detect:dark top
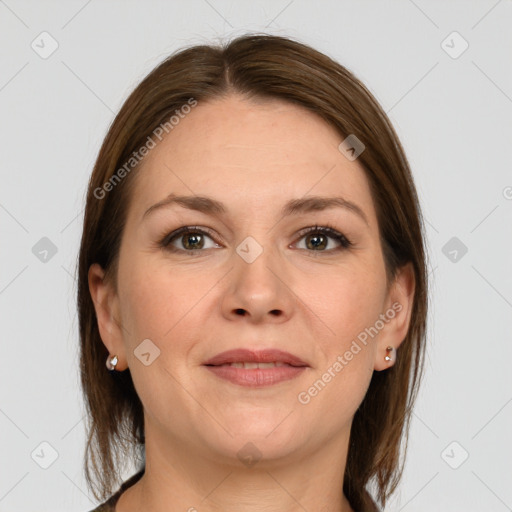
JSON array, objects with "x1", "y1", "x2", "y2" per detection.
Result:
[
  {"x1": 88, "y1": 469, "x2": 144, "y2": 512},
  {"x1": 88, "y1": 469, "x2": 381, "y2": 511}
]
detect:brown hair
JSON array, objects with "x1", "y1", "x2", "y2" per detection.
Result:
[{"x1": 77, "y1": 33, "x2": 428, "y2": 510}]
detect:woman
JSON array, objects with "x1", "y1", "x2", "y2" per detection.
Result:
[{"x1": 78, "y1": 34, "x2": 428, "y2": 512}]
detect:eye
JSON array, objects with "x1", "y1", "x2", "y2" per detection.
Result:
[
  {"x1": 159, "y1": 224, "x2": 352, "y2": 254},
  {"x1": 294, "y1": 225, "x2": 352, "y2": 252},
  {"x1": 160, "y1": 226, "x2": 220, "y2": 253}
]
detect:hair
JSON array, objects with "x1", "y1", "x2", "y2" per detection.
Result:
[{"x1": 77, "y1": 33, "x2": 428, "y2": 510}]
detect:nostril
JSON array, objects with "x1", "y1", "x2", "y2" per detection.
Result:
[{"x1": 232, "y1": 308, "x2": 282, "y2": 316}]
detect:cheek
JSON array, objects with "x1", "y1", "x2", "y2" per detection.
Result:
[
  {"x1": 117, "y1": 260, "x2": 179, "y2": 345},
  {"x1": 299, "y1": 264, "x2": 387, "y2": 347},
  {"x1": 117, "y1": 257, "x2": 217, "y2": 353},
  {"x1": 116, "y1": 262, "x2": 201, "y2": 410},
  {"x1": 295, "y1": 268, "x2": 383, "y2": 429}
]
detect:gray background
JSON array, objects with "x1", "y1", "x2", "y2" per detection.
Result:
[{"x1": 1, "y1": 1, "x2": 511, "y2": 510}]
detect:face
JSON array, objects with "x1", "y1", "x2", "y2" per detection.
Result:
[{"x1": 90, "y1": 94, "x2": 413, "y2": 465}]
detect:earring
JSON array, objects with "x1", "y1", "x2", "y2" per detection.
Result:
[
  {"x1": 384, "y1": 346, "x2": 395, "y2": 363},
  {"x1": 106, "y1": 354, "x2": 119, "y2": 371}
]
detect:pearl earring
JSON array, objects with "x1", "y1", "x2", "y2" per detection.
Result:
[
  {"x1": 106, "y1": 354, "x2": 119, "y2": 371},
  {"x1": 385, "y1": 346, "x2": 395, "y2": 363}
]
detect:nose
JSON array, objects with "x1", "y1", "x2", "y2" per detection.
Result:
[{"x1": 221, "y1": 245, "x2": 294, "y2": 324}]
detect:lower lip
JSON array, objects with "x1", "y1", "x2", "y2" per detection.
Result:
[{"x1": 203, "y1": 365, "x2": 307, "y2": 387}]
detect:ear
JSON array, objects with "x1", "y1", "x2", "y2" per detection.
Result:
[
  {"x1": 88, "y1": 263, "x2": 128, "y2": 371},
  {"x1": 374, "y1": 262, "x2": 415, "y2": 371}
]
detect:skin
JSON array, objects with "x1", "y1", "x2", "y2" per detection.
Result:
[{"x1": 89, "y1": 94, "x2": 415, "y2": 512}]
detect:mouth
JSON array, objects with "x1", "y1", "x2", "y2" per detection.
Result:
[
  {"x1": 202, "y1": 348, "x2": 309, "y2": 387},
  {"x1": 210, "y1": 361, "x2": 295, "y2": 368}
]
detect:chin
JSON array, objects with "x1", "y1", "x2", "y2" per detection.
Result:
[
  {"x1": 224, "y1": 406, "x2": 295, "y2": 436},
  {"x1": 217, "y1": 419, "x2": 306, "y2": 462},
  {"x1": 211, "y1": 437, "x2": 304, "y2": 469}
]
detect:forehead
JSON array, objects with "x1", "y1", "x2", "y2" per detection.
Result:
[
  {"x1": 148, "y1": 95, "x2": 343, "y2": 170},
  {"x1": 127, "y1": 95, "x2": 375, "y2": 222}
]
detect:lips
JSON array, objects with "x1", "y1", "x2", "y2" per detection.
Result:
[
  {"x1": 202, "y1": 348, "x2": 309, "y2": 387},
  {"x1": 202, "y1": 348, "x2": 309, "y2": 367}
]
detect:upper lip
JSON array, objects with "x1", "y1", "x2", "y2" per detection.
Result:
[{"x1": 203, "y1": 349, "x2": 309, "y2": 367}]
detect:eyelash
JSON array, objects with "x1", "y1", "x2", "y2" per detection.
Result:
[{"x1": 158, "y1": 224, "x2": 353, "y2": 254}]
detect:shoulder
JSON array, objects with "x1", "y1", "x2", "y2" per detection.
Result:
[
  {"x1": 87, "y1": 496, "x2": 117, "y2": 512},
  {"x1": 87, "y1": 504, "x2": 112, "y2": 512}
]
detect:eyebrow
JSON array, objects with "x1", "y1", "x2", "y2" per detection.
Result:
[{"x1": 142, "y1": 193, "x2": 368, "y2": 225}]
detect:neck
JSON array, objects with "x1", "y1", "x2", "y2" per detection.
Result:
[{"x1": 117, "y1": 423, "x2": 355, "y2": 512}]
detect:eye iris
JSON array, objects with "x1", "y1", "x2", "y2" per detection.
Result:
[
  {"x1": 183, "y1": 232, "x2": 204, "y2": 250},
  {"x1": 306, "y1": 233, "x2": 327, "y2": 250}
]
